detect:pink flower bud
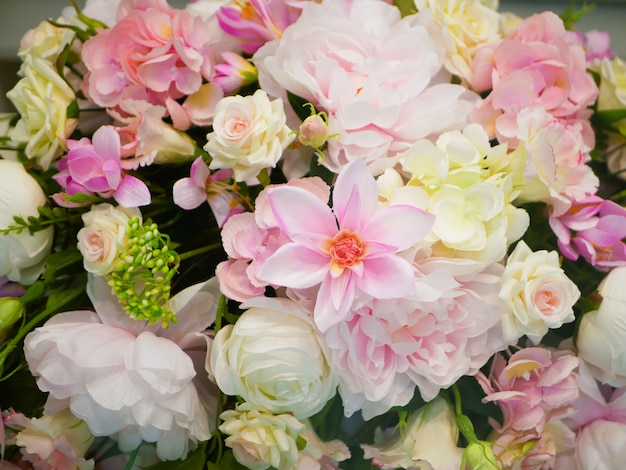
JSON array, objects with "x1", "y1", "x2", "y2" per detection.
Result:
[{"x1": 298, "y1": 115, "x2": 328, "y2": 149}]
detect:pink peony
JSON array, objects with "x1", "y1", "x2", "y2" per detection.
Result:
[
  {"x1": 477, "y1": 347, "x2": 579, "y2": 437},
  {"x1": 471, "y1": 12, "x2": 598, "y2": 148},
  {"x1": 81, "y1": 0, "x2": 218, "y2": 129},
  {"x1": 567, "y1": 29, "x2": 615, "y2": 62},
  {"x1": 549, "y1": 195, "x2": 626, "y2": 269},
  {"x1": 257, "y1": 158, "x2": 434, "y2": 333},
  {"x1": 53, "y1": 125, "x2": 150, "y2": 208},
  {"x1": 24, "y1": 276, "x2": 221, "y2": 462},
  {"x1": 254, "y1": 0, "x2": 478, "y2": 175},
  {"x1": 324, "y1": 257, "x2": 509, "y2": 419}
]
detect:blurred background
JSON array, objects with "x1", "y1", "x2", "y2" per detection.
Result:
[{"x1": 0, "y1": 0, "x2": 625, "y2": 112}]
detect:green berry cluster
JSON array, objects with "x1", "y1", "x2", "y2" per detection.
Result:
[{"x1": 108, "y1": 217, "x2": 179, "y2": 327}]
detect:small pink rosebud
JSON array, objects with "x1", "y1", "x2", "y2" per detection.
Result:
[{"x1": 298, "y1": 115, "x2": 328, "y2": 149}]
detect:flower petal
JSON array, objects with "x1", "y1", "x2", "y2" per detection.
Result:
[
  {"x1": 257, "y1": 243, "x2": 329, "y2": 288},
  {"x1": 114, "y1": 175, "x2": 151, "y2": 207},
  {"x1": 333, "y1": 159, "x2": 377, "y2": 230},
  {"x1": 362, "y1": 204, "x2": 434, "y2": 251}
]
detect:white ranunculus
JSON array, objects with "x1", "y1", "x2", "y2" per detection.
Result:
[
  {"x1": 204, "y1": 89, "x2": 294, "y2": 182},
  {"x1": 361, "y1": 397, "x2": 463, "y2": 469},
  {"x1": 0, "y1": 160, "x2": 53, "y2": 285},
  {"x1": 576, "y1": 266, "x2": 626, "y2": 387},
  {"x1": 500, "y1": 240, "x2": 579, "y2": 344},
  {"x1": 76, "y1": 203, "x2": 141, "y2": 276},
  {"x1": 6, "y1": 55, "x2": 77, "y2": 170},
  {"x1": 415, "y1": 0, "x2": 502, "y2": 83},
  {"x1": 208, "y1": 297, "x2": 337, "y2": 420},
  {"x1": 18, "y1": 17, "x2": 76, "y2": 63},
  {"x1": 220, "y1": 402, "x2": 305, "y2": 470},
  {"x1": 574, "y1": 419, "x2": 626, "y2": 470}
]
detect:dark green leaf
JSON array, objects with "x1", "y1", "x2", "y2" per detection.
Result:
[
  {"x1": 287, "y1": 91, "x2": 313, "y2": 122},
  {"x1": 67, "y1": 100, "x2": 80, "y2": 119},
  {"x1": 144, "y1": 442, "x2": 207, "y2": 470},
  {"x1": 43, "y1": 249, "x2": 83, "y2": 281},
  {"x1": 592, "y1": 109, "x2": 626, "y2": 128}
]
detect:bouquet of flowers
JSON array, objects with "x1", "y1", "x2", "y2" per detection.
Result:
[{"x1": 1, "y1": 0, "x2": 626, "y2": 468}]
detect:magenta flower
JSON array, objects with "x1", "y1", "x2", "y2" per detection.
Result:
[
  {"x1": 173, "y1": 157, "x2": 243, "y2": 227},
  {"x1": 53, "y1": 126, "x2": 150, "y2": 208},
  {"x1": 549, "y1": 196, "x2": 626, "y2": 269},
  {"x1": 257, "y1": 159, "x2": 434, "y2": 332}
]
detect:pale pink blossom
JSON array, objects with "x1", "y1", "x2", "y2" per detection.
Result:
[
  {"x1": 324, "y1": 256, "x2": 509, "y2": 418},
  {"x1": 471, "y1": 12, "x2": 598, "y2": 148},
  {"x1": 213, "y1": 52, "x2": 258, "y2": 93},
  {"x1": 53, "y1": 126, "x2": 150, "y2": 208},
  {"x1": 477, "y1": 347, "x2": 579, "y2": 437},
  {"x1": 257, "y1": 159, "x2": 434, "y2": 333},
  {"x1": 254, "y1": 0, "x2": 478, "y2": 175},
  {"x1": 217, "y1": 0, "x2": 304, "y2": 54},
  {"x1": 81, "y1": 0, "x2": 218, "y2": 129},
  {"x1": 549, "y1": 196, "x2": 626, "y2": 269},
  {"x1": 173, "y1": 157, "x2": 243, "y2": 227},
  {"x1": 24, "y1": 276, "x2": 221, "y2": 462},
  {"x1": 566, "y1": 30, "x2": 615, "y2": 62}
]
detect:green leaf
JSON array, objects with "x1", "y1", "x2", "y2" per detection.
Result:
[
  {"x1": 215, "y1": 450, "x2": 249, "y2": 470},
  {"x1": 287, "y1": 91, "x2": 313, "y2": 122},
  {"x1": 592, "y1": 109, "x2": 626, "y2": 128},
  {"x1": 43, "y1": 249, "x2": 84, "y2": 281},
  {"x1": 45, "y1": 283, "x2": 86, "y2": 311},
  {"x1": 67, "y1": 100, "x2": 80, "y2": 119},
  {"x1": 559, "y1": 2, "x2": 594, "y2": 30},
  {"x1": 393, "y1": 0, "x2": 417, "y2": 17},
  {"x1": 257, "y1": 168, "x2": 271, "y2": 187}
]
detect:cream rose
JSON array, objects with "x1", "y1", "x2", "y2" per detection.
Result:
[
  {"x1": 6, "y1": 55, "x2": 77, "y2": 170},
  {"x1": 208, "y1": 297, "x2": 337, "y2": 420},
  {"x1": 18, "y1": 17, "x2": 76, "y2": 63},
  {"x1": 499, "y1": 240, "x2": 579, "y2": 344},
  {"x1": 219, "y1": 402, "x2": 305, "y2": 470},
  {"x1": 414, "y1": 0, "x2": 502, "y2": 83},
  {"x1": 576, "y1": 266, "x2": 626, "y2": 387},
  {"x1": 0, "y1": 161, "x2": 54, "y2": 285},
  {"x1": 204, "y1": 89, "x2": 294, "y2": 182},
  {"x1": 77, "y1": 203, "x2": 141, "y2": 275}
]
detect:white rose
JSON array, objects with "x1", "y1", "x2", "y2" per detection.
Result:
[
  {"x1": 0, "y1": 160, "x2": 53, "y2": 285},
  {"x1": 576, "y1": 266, "x2": 626, "y2": 387},
  {"x1": 574, "y1": 420, "x2": 626, "y2": 470},
  {"x1": 208, "y1": 297, "x2": 337, "y2": 419},
  {"x1": 6, "y1": 55, "x2": 77, "y2": 170},
  {"x1": 414, "y1": 0, "x2": 501, "y2": 83},
  {"x1": 361, "y1": 397, "x2": 463, "y2": 469},
  {"x1": 18, "y1": 17, "x2": 76, "y2": 63},
  {"x1": 77, "y1": 203, "x2": 141, "y2": 275},
  {"x1": 500, "y1": 240, "x2": 579, "y2": 344},
  {"x1": 204, "y1": 89, "x2": 295, "y2": 182},
  {"x1": 220, "y1": 402, "x2": 305, "y2": 470}
]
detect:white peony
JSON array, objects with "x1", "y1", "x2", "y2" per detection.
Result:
[
  {"x1": 204, "y1": 89, "x2": 294, "y2": 181},
  {"x1": 500, "y1": 240, "x2": 579, "y2": 344},
  {"x1": 208, "y1": 296, "x2": 337, "y2": 420},
  {"x1": 24, "y1": 276, "x2": 221, "y2": 461},
  {"x1": 0, "y1": 160, "x2": 53, "y2": 285}
]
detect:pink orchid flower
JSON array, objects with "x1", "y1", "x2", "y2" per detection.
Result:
[
  {"x1": 172, "y1": 157, "x2": 243, "y2": 227},
  {"x1": 549, "y1": 196, "x2": 626, "y2": 269},
  {"x1": 257, "y1": 159, "x2": 434, "y2": 332},
  {"x1": 53, "y1": 126, "x2": 150, "y2": 208}
]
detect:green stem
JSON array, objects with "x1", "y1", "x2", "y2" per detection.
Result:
[
  {"x1": 178, "y1": 243, "x2": 222, "y2": 262},
  {"x1": 123, "y1": 446, "x2": 140, "y2": 470}
]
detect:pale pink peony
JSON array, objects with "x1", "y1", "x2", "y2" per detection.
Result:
[
  {"x1": 477, "y1": 347, "x2": 579, "y2": 437},
  {"x1": 81, "y1": 0, "x2": 218, "y2": 129},
  {"x1": 324, "y1": 256, "x2": 509, "y2": 419},
  {"x1": 257, "y1": 158, "x2": 434, "y2": 333},
  {"x1": 471, "y1": 12, "x2": 598, "y2": 148},
  {"x1": 53, "y1": 125, "x2": 151, "y2": 208},
  {"x1": 254, "y1": 0, "x2": 478, "y2": 175},
  {"x1": 23, "y1": 276, "x2": 221, "y2": 462}
]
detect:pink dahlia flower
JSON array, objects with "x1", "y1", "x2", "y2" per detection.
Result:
[
  {"x1": 24, "y1": 276, "x2": 221, "y2": 462},
  {"x1": 257, "y1": 158, "x2": 434, "y2": 333}
]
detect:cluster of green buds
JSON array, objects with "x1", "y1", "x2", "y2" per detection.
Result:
[{"x1": 108, "y1": 217, "x2": 179, "y2": 327}]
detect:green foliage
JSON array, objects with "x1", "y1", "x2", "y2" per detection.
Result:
[
  {"x1": 0, "y1": 205, "x2": 70, "y2": 236},
  {"x1": 394, "y1": 0, "x2": 417, "y2": 17},
  {"x1": 559, "y1": 2, "x2": 594, "y2": 30}
]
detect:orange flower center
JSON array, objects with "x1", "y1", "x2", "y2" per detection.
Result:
[{"x1": 327, "y1": 231, "x2": 364, "y2": 271}]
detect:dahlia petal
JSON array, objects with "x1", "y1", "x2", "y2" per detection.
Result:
[
  {"x1": 173, "y1": 177, "x2": 207, "y2": 210},
  {"x1": 92, "y1": 125, "x2": 121, "y2": 161},
  {"x1": 314, "y1": 276, "x2": 352, "y2": 333},
  {"x1": 333, "y1": 159, "x2": 377, "y2": 229},
  {"x1": 358, "y1": 256, "x2": 415, "y2": 299},
  {"x1": 113, "y1": 175, "x2": 151, "y2": 207},
  {"x1": 258, "y1": 243, "x2": 329, "y2": 288},
  {"x1": 267, "y1": 186, "x2": 337, "y2": 237},
  {"x1": 362, "y1": 204, "x2": 434, "y2": 251}
]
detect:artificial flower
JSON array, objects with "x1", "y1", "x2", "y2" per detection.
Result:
[
  {"x1": 0, "y1": 160, "x2": 54, "y2": 285},
  {"x1": 209, "y1": 296, "x2": 337, "y2": 420},
  {"x1": 24, "y1": 276, "x2": 221, "y2": 461}
]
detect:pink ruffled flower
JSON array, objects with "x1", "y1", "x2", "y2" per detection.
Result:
[
  {"x1": 81, "y1": 0, "x2": 217, "y2": 129},
  {"x1": 549, "y1": 196, "x2": 626, "y2": 269},
  {"x1": 257, "y1": 159, "x2": 434, "y2": 333},
  {"x1": 173, "y1": 157, "x2": 243, "y2": 227},
  {"x1": 324, "y1": 257, "x2": 509, "y2": 419},
  {"x1": 471, "y1": 12, "x2": 598, "y2": 148},
  {"x1": 567, "y1": 30, "x2": 615, "y2": 62},
  {"x1": 254, "y1": 0, "x2": 478, "y2": 175},
  {"x1": 217, "y1": 0, "x2": 304, "y2": 54},
  {"x1": 24, "y1": 276, "x2": 221, "y2": 462},
  {"x1": 477, "y1": 347, "x2": 579, "y2": 437},
  {"x1": 53, "y1": 126, "x2": 150, "y2": 208}
]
